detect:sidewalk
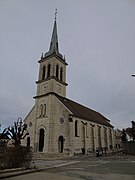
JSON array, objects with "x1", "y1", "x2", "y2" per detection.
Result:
[{"x1": 0, "y1": 160, "x2": 79, "y2": 179}]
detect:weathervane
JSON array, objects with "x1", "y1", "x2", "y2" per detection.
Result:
[{"x1": 54, "y1": 9, "x2": 58, "y2": 20}]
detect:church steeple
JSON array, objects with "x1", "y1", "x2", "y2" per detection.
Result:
[
  {"x1": 45, "y1": 10, "x2": 63, "y2": 59},
  {"x1": 35, "y1": 11, "x2": 68, "y2": 98}
]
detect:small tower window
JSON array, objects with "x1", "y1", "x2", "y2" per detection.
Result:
[
  {"x1": 56, "y1": 65, "x2": 59, "y2": 79},
  {"x1": 47, "y1": 64, "x2": 51, "y2": 78},
  {"x1": 43, "y1": 104, "x2": 46, "y2": 116},
  {"x1": 40, "y1": 104, "x2": 43, "y2": 117},
  {"x1": 60, "y1": 67, "x2": 63, "y2": 81},
  {"x1": 39, "y1": 104, "x2": 46, "y2": 117},
  {"x1": 42, "y1": 66, "x2": 46, "y2": 80},
  {"x1": 56, "y1": 42, "x2": 58, "y2": 50}
]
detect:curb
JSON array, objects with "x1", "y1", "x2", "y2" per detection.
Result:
[
  {"x1": 0, "y1": 169, "x2": 37, "y2": 179},
  {"x1": 0, "y1": 161, "x2": 79, "y2": 179}
]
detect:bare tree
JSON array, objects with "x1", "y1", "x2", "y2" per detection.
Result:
[
  {"x1": 131, "y1": 121, "x2": 135, "y2": 141},
  {"x1": 121, "y1": 129, "x2": 127, "y2": 142},
  {"x1": 1, "y1": 117, "x2": 29, "y2": 146}
]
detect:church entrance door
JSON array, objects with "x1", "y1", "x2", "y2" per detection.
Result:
[
  {"x1": 39, "y1": 128, "x2": 45, "y2": 152},
  {"x1": 59, "y1": 136, "x2": 64, "y2": 153},
  {"x1": 27, "y1": 137, "x2": 30, "y2": 147}
]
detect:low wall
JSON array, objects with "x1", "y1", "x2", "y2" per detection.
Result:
[
  {"x1": 0, "y1": 146, "x2": 32, "y2": 170},
  {"x1": 122, "y1": 141, "x2": 135, "y2": 155}
]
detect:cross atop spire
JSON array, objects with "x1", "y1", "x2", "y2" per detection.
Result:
[
  {"x1": 54, "y1": 9, "x2": 58, "y2": 20},
  {"x1": 45, "y1": 9, "x2": 63, "y2": 59}
]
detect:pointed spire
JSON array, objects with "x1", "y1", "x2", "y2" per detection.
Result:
[
  {"x1": 45, "y1": 9, "x2": 63, "y2": 59},
  {"x1": 49, "y1": 19, "x2": 59, "y2": 53}
]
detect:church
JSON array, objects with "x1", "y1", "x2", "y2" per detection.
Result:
[{"x1": 23, "y1": 17, "x2": 115, "y2": 155}]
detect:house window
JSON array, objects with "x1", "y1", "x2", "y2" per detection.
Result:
[
  {"x1": 56, "y1": 65, "x2": 59, "y2": 79},
  {"x1": 47, "y1": 64, "x2": 51, "y2": 78},
  {"x1": 60, "y1": 67, "x2": 63, "y2": 81},
  {"x1": 42, "y1": 66, "x2": 46, "y2": 80}
]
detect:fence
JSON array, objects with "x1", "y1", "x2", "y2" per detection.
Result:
[{"x1": 122, "y1": 141, "x2": 135, "y2": 155}]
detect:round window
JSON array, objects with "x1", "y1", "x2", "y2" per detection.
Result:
[{"x1": 60, "y1": 117, "x2": 64, "y2": 124}]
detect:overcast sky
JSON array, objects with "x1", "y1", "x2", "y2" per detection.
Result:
[{"x1": 0, "y1": 0, "x2": 135, "y2": 130}]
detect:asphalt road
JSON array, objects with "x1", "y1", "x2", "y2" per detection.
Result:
[
  {"x1": 45, "y1": 155, "x2": 135, "y2": 179},
  {"x1": 3, "y1": 155, "x2": 135, "y2": 180}
]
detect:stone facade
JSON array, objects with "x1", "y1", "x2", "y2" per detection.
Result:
[{"x1": 23, "y1": 19, "x2": 115, "y2": 155}]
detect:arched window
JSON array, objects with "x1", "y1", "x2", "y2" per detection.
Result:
[
  {"x1": 86, "y1": 123, "x2": 89, "y2": 138},
  {"x1": 47, "y1": 64, "x2": 51, "y2": 78},
  {"x1": 60, "y1": 67, "x2": 63, "y2": 81},
  {"x1": 56, "y1": 65, "x2": 59, "y2": 79},
  {"x1": 109, "y1": 129, "x2": 113, "y2": 148},
  {"x1": 42, "y1": 66, "x2": 46, "y2": 80},
  {"x1": 97, "y1": 125, "x2": 102, "y2": 148},
  {"x1": 103, "y1": 127, "x2": 107, "y2": 147},
  {"x1": 90, "y1": 124, "x2": 95, "y2": 151},
  {"x1": 75, "y1": 120, "x2": 78, "y2": 137}
]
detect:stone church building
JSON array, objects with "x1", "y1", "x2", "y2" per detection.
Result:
[{"x1": 24, "y1": 18, "x2": 115, "y2": 155}]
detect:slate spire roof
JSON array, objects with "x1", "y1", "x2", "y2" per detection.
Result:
[
  {"x1": 45, "y1": 18, "x2": 63, "y2": 59},
  {"x1": 57, "y1": 95, "x2": 114, "y2": 128}
]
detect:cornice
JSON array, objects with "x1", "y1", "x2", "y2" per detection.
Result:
[
  {"x1": 38, "y1": 53, "x2": 68, "y2": 66},
  {"x1": 36, "y1": 76, "x2": 68, "y2": 86}
]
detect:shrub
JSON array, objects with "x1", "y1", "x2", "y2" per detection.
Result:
[{"x1": 0, "y1": 146, "x2": 32, "y2": 170}]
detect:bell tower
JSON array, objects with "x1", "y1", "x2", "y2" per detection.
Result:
[{"x1": 35, "y1": 14, "x2": 68, "y2": 98}]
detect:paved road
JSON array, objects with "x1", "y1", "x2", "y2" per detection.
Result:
[
  {"x1": 3, "y1": 155, "x2": 135, "y2": 180},
  {"x1": 45, "y1": 155, "x2": 135, "y2": 180}
]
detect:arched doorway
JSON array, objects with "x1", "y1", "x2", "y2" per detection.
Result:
[
  {"x1": 59, "y1": 136, "x2": 64, "y2": 153},
  {"x1": 39, "y1": 128, "x2": 45, "y2": 152},
  {"x1": 27, "y1": 137, "x2": 30, "y2": 147}
]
